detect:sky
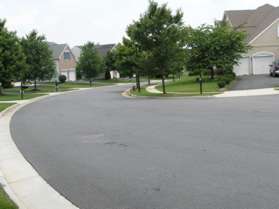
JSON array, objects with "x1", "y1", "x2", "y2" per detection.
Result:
[{"x1": 0, "y1": 0, "x2": 278, "y2": 47}]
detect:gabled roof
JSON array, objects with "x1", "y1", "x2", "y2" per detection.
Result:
[
  {"x1": 224, "y1": 4, "x2": 279, "y2": 43},
  {"x1": 47, "y1": 42, "x2": 67, "y2": 59},
  {"x1": 96, "y1": 44, "x2": 115, "y2": 57},
  {"x1": 72, "y1": 44, "x2": 115, "y2": 60}
]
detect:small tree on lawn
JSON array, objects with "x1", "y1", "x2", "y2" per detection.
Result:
[
  {"x1": 0, "y1": 19, "x2": 26, "y2": 95},
  {"x1": 209, "y1": 21, "x2": 249, "y2": 77},
  {"x1": 21, "y1": 30, "x2": 55, "y2": 90},
  {"x1": 104, "y1": 51, "x2": 117, "y2": 80},
  {"x1": 186, "y1": 22, "x2": 248, "y2": 80},
  {"x1": 114, "y1": 39, "x2": 146, "y2": 92},
  {"x1": 77, "y1": 42, "x2": 102, "y2": 86},
  {"x1": 127, "y1": 1, "x2": 188, "y2": 94}
]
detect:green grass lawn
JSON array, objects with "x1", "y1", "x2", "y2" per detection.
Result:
[
  {"x1": 157, "y1": 76, "x2": 220, "y2": 94},
  {"x1": 96, "y1": 78, "x2": 140, "y2": 84},
  {"x1": 0, "y1": 93, "x2": 46, "y2": 101},
  {"x1": 0, "y1": 103, "x2": 16, "y2": 112},
  {"x1": 0, "y1": 187, "x2": 18, "y2": 209},
  {"x1": 131, "y1": 88, "x2": 216, "y2": 97},
  {"x1": 0, "y1": 81, "x2": 113, "y2": 101}
]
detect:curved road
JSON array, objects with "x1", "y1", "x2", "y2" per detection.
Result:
[{"x1": 11, "y1": 85, "x2": 279, "y2": 209}]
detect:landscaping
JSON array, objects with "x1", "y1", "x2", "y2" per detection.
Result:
[
  {"x1": 0, "y1": 103, "x2": 15, "y2": 112},
  {"x1": 129, "y1": 75, "x2": 225, "y2": 97},
  {"x1": 0, "y1": 187, "x2": 18, "y2": 209},
  {"x1": 0, "y1": 81, "x2": 115, "y2": 101},
  {"x1": 157, "y1": 75, "x2": 219, "y2": 94}
]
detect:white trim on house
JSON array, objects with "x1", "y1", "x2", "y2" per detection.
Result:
[{"x1": 249, "y1": 18, "x2": 279, "y2": 44}]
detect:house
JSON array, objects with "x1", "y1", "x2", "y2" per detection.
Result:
[
  {"x1": 47, "y1": 42, "x2": 77, "y2": 81},
  {"x1": 72, "y1": 44, "x2": 120, "y2": 79},
  {"x1": 224, "y1": 4, "x2": 279, "y2": 76}
]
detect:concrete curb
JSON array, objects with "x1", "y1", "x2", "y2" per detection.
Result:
[
  {"x1": 125, "y1": 85, "x2": 279, "y2": 99},
  {"x1": 0, "y1": 84, "x2": 130, "y2": 209},
  {"x1": 214, "y1": 88, "x2": 279, "y2": 98},
  {"x1": 0, "y1": 92, "x2": 81, "y2": 209}
]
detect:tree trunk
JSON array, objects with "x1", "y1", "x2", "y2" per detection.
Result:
[
  {"x1": 34, "y1": 80, "x2": 37, "y2": 91},
  {"x1": 89, "y1": 79, "x2": 93, "y2": 87},
  {"x1": 20, "y1": 81, "x2": 24, "y2": 100},
  {"x1": 210, "y1": 68, "x2": 215, "y2": 80},
  {"x1": 0, "y1": 85, "x2": 3, "y2": 95},
  {"x1": 136, "y1": 71, "x2": 141, "y2": 92},
  {"x1": 162, "y1": 75, "x2": 166, "y2": 94},
  {"x1": 172, "y1": 74, "x2": 176, "y2": 82},
  {"x1": 147, "y1": 74, "x2": 151, "y2": 86}
]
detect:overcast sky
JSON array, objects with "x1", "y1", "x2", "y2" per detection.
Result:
[{"x1": 0, "y1": 0, "x2": 278, "y2": 47}]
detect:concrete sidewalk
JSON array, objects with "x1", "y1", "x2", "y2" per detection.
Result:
[
  {"x1": 145, "y1": 84, "x2": 279, "y2": 98},
  {"x1": 215, "y1": 88, "x2": 279, "y2": 98}
]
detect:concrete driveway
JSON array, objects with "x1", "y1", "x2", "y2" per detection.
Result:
[
  {"x1": 10, "y1": 85, "x2": 279, "y2": 209},
  {"x1": 231, "y1": 75, "x2": 279, "y2": 90}
]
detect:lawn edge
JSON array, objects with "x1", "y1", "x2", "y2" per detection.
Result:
[{"x1": 0, "y1": 91, "x2": 87, "y2": 209}]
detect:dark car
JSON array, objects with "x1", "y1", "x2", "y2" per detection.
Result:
[{"x1": 270, "y1": 60, "x2": 279, "y2": 77}]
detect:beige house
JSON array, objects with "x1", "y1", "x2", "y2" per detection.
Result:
[
  {"x1": 72, "y1": 44, "x2": 120, "y2": 79},
  {"x1": 224, "y1": 4, "x2": 279, "y2": 76},
  {"x1": 48, "y1": 42, "x2": 77, "y2": 81}
]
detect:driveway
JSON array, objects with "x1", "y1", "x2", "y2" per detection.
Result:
[
  {"x1": 10, "y1": 85, "x2": 279, "y2": 209},
  {"x1": 231, "y1": 75, "x2": 279, "y2": 90}
]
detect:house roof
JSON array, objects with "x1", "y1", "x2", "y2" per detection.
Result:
[
  {"x1": 47, "y1": 42, "x2": 67, "y2": 59},
  {"x1": 72, "y1": 44, "x2": 115, "y2": 60},
  {"x1": 96, "y1": 44, "x2": 115, "y2": 57},
  {"x1": 224, "y1": 4, "x2": 279, "y2": 43}
]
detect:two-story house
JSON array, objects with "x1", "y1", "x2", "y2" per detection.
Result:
[
  {"x1": 47, "y1": 42, "x2": 77, "y2": 81},
  {"x1": 72, "y1": 44, "x2": 120, "y2": 79},
  {"x1": 224, "y1": 4, "x2": 279, "y2": 76}
]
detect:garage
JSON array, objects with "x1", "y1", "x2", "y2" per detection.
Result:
[
  {"x1": 253, "y1": 54, "x2": 274, "y2": 75},
  {"x1": 61, "y1": 70, "x2": 76, "y2": 81},
  {"x1": 234, "y1": 57, "x2": 250, "y2": 76},
  {"x1": 68, "y1": 71, "x2": 76, "y2": 81}
]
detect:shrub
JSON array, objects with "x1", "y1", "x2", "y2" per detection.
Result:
[
  {"x1": 188, "y1": 69, "x2": 201, "y2": 76},
  {"x1": 217, "y1": 79, "x2": 226, "y2": 88},
  {"x1": 215, "y1": 68, "x2": 225, "y2": 76},
  {"x1": 59, "y1": 75, "x2": 67, "y2": 83}
]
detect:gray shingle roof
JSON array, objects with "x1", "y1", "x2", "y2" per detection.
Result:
[
  {"x1": 72, "y1": 44, "x2": 115, "y2": 60},
  {"x1": 96, "y1": 44, "x2": 115, "y2": 57},
  {"x1": 224, "y1": 4, "x2": 279, "y2": 42},
  {"x1": 47, "y1": 42, "x2": 67, "y2": 59}
]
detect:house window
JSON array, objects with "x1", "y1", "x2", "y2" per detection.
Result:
[
  {"x1": 64, "y1": 52, "x2": 71, "y2": 60},
  {"x1": 277, "y1": 24, "x2": 279, "y2": 38}
]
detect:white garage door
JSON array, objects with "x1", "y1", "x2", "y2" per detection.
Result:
[
  {"x1": 253, "y1": 55, "x2": 274, "y2": 75},
  {"x1": 68, "y1": 71, "x2": 76, "y2": 81},
  {"x1": 234, "y1": 58, "x2": 250, "y2": 76}
]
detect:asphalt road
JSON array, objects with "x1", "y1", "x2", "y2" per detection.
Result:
[
  {"x1": 231, "y1": 75, "x2": 279, "y2": 90},
  {"x1": 11, "y1": 85, "x2": 279, "y2": 209}
]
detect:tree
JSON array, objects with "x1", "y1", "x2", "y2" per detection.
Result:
[
  {"x1": 21, "y1": 30, "x2": 55, "y2": 90},
  {"x1": 104, "y1": 51, "x2": 117, "y2": 80},
  {"x1": 186, "y1": 22, "x2": 249, "y2": 79},
  {"x1": 209, "y1": 21, "x2": 249, "y2": 77},
  {"x1": 127, "y1": 1, "x2": 188, "y2": 94},
  {"x1": 0, "y1": 19, "x2": 26, "y2": 95},
  {"x1": 76, "y1": 42, "x2": 102, "y2": 86},
  {"x1": 114, "y1": 39, "x2": 147, "y2": 92}
]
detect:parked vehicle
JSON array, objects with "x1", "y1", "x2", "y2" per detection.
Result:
[{"x1": 270, "y1": 61, "x2": 279, "y2": 77}]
